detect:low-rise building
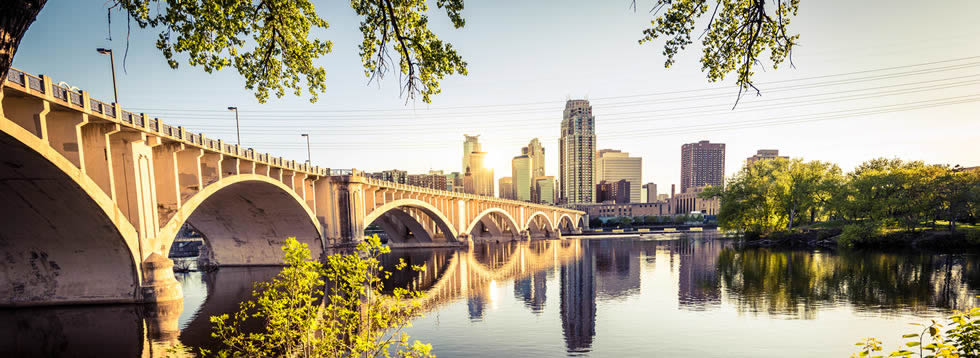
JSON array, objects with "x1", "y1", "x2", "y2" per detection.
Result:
[{"x1": 596, "y1": 179, "x2": 631, "y2": 204}]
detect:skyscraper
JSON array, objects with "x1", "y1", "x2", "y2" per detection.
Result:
[
  {"x1": 462, "y1": 134, "x2": 481, "y2": 172},
  {"x1": 512, "y1": 155, "x2": 533, "y2": 201},
  {"x1": 680, "y1": 140, "x2": 726, "y2": 193},
  {"x1": 523, "y1": 138, "x2": 546, "y2": 178},
  {"x1": 560, "y1": 99, "x2": 596, "y2": 204},
  {"x1": 595, "y1": 149, "x2": 642, "y2": 203},
  {"x1": 462, "y1": 135, "x2": 494, "y2": 196}
]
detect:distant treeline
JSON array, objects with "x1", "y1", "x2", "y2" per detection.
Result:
[{"x1": 700, "y1": 158, "x2": 980, "y2": 243}]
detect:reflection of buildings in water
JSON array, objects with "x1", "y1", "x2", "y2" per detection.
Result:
[
  {"x1": 514, "y1": 271, "x2": 548, "y2": 314},
  {"x1": 405, "y1": 240, "x2": 584, "y2": 313},
  {"x1": 560, "y1": 243, "x2": 597, "y2": 354},
  {"x1": 594, "y1": 239, "x2": 641, "y2": 300},
  {"x1": 676, "y1": 239, "x2": 723, "y2": 310},
  {"x1": 468, "y1": 295, "x2": 487, "y2": 321}
]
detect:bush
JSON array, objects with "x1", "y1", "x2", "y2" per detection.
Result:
[
  {"x1": 837, "y1": 222, "x2": 884, "y2": 248},
  {"x1": 208, "y1": 235, "x2": 432, "y2": 357}
]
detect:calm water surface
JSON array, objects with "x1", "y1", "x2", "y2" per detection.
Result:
[{"x1": 3, "y1": 233, "x2": 980, "y2": 357}]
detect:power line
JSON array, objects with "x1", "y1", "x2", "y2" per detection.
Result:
[{"x1": 126, "y1": 55, "x2": 980, "y2": 116}]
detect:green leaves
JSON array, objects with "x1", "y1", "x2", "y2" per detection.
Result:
[
  {"x1": 111, "y1": 0, "x2": 466, "y2": 104},
  {"x1": 209, "y1": 235, "x2": 432, "y2": 357},
  {"x1": 636, "y1": 0, "x2": 800, "y2": 105},
  {"x1": 351, "y1": 0, "x2": 468, "y2": 103}
]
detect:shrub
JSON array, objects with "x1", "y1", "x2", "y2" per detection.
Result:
[
  {"x1": 208, "y1": 235, "x2": 432, "y2": 357},
  {"x1": 838, "y1": 222, "x2": 883, "y2": 248}
]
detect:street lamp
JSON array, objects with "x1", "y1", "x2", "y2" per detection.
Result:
[
  {"x1": 301, "y1": 134, "x2": 311, "y2": 164},
  {"x1": 96, "y1": 48, "x2": 118, "y2": 105},
  {"x1": 227, "y1": 107, "x2": 240, "y2": 146}
]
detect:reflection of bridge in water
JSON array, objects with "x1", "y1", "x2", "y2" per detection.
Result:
[{"x1": 383, "y1": 240, "x2": 585, "y2": 310}]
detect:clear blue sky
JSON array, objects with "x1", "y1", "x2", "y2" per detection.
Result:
[{"x1": 14, "y1": 0, "x2": 980, "y2": 196}]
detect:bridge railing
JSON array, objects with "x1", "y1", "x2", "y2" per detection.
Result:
[
  {"x1": 4, "y1": 67, "x2": 328, "y2": 178},
  {"x1": 352, "y1": 176, "x2": 583, "y2": 214}
]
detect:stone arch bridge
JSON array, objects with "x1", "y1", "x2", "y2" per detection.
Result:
[{"x1": 0, "y1": 68, "x2": 584, "y2": 306}]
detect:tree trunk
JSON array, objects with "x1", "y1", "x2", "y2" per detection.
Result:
[
  {"x1": 788, "y1": 206, "x2": 796, "y2": 230},
  {"x1": 0, "y1": 0, "x2": 45, "y2": 83}
]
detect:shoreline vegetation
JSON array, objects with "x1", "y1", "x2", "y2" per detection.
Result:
[{"x1": 697, "y1": 157, "x2": 979, "y2": 252}]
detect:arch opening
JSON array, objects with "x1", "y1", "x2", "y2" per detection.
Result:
[
  {"x1": 526, "y1": 213, "x2": 554, "y2": 240},
  {"x1": 364, "y1": 200, "x2": 457, "y2": 247},
  {"x1": 558, "y1": 215, "x2": 576, "y2": 235},
  {"x1": 467, "y1": 209, "x2": 521, "y2": 243},
  {"x1": 168, "y1": 180, "x2": 322, "y2": 266},
  {"x1": 0, "y1": 132, "x2": 140, "y2": 305}
]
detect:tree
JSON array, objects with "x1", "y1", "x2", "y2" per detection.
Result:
[
  {"x1": 635, "y1": 0, "x2": 800, "y2": 105},
  {"x1": 1, "y1": 0, "x2": 467, "y2": 104},
  {"x1": 209, "y1": 235, "x2": 432, "y2": 357}
]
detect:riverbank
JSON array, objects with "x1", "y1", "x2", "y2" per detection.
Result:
[{"x1": 739, "y1": 225, "x2": 980, "y2": 252}]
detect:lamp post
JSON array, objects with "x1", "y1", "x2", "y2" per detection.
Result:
[
  {"x1": 301, "y1": 134, "x2": 311, "y2": 164},
  {"x1": 96, "y1": 48, "x2": 118, "y2": 105},
  {"x1": 227, "y1": 107, "x2": 240, "y2": 146}
]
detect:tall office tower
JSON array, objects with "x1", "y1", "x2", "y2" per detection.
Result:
[
  {"x1": 499, "y1": 177, "x2": 514, "y2": 200},
  {"x1": 523, "y1": 138, "x2": 546, "y2": 178},
  {"x1": 680, "y1": 140, "x2": 726, "y2": 193},
  {"x1": 559, "y1": 99, "x2": 596, "y2": 204},
  {"x1": 512, "y1": 155, "x2": 533, "y2": 201},
  {"x1": 746, "y1": 149, "x2": 788, "y2": 167},
  {"x1": 535, "y1": 176, "x2": 556, "y2": 204},
  {"x1": 642, "y1": 183, "x2": 657, "y2": 203},
  {"x1": 595, "y1": 149, "x2": 642, "y2": 203},
  {"x1": 468, "y1": 151, "x2": 494, "y2": 196},
  {"x1": 462, "y1": 134, "x2": 481, "y2": 173}
]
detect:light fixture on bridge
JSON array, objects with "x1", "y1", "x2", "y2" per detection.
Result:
[
  {"x1": 301, "y1": 133, "x2": 311, "y2": 164},
  {"x1": 95, "y1": 48, "x2": 118, "y2": 105},
  {"x1": 227, "y1": 106, "x2": 240, "y2": 147}
]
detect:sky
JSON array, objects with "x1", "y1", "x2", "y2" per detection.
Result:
[{"x1": 13, "y1": 0, "x2": 980, "y2": 197}]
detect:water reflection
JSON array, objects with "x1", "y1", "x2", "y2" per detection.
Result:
[
  {"x1": 5, "y1": 235, "x2": 980, "y2": 357},
  {"x1": 716, "y1": 248, "x2": 980, "y2": 318}
]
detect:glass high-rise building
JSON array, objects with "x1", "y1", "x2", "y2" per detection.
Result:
[
  {"x1": 512, "y1": 155, "x2": 533, "y2": 201},
  {"x1": 559, "y1": 100, "x2": 596, "y2": 204}
]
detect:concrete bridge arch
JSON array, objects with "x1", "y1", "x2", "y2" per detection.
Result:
[
  {"x1": 465, "y1": 207, "x2": 521, "y2": 242},
  {"x1": 0, "y1": 127, "x2": 142, "y2": 305},
  {"x1": 158, "y1": 174, "x2": 323, "y2": 266},
  {"x1": 363, "y1": 198, "x2": 458, "y2": 245}
]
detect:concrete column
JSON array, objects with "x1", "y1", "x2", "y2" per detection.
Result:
[
  {"x1": 176, "y1": 146, "x2": 203, "y2": 204},
  {"x1": 152, "y1": 142, "x2": 182, "y2": 224},
  {"x1": 44, "y1": 109, "x2": 86, "y2": 169},
  {"x1": 108, "y1": 130, "x2": 159, "y2": 246},
  {"x1": 79, "y1": 122, "x2": 118, "y2": 197}
]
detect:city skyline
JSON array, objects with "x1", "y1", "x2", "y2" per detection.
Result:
[{"x1": 10, "y1": 0, "x2": 979, "y2": 196}]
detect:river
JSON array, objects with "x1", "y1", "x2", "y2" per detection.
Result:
[{"x1": 3, "y1": 232, "x2": 979, "y2": 357}]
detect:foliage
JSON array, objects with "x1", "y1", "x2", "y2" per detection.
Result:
[
  {"x1": 836, "y1": 222, "x2": 883, "y2": 248},
  {"x1": 106, "y1": 0, "x2": 466, "y2": 103},
  {"x1": 209, "y1": 235, "x2": 432, "y2": 357},
  {"x1": 635, "y1": 0, "x2": 800, "y2": 105},
  {"x1": 850, "y1": 307, "x2": 980, "y2": 357},
  {"x1": 710, "y1": 157, "x2": 980, "y2": 244}
]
